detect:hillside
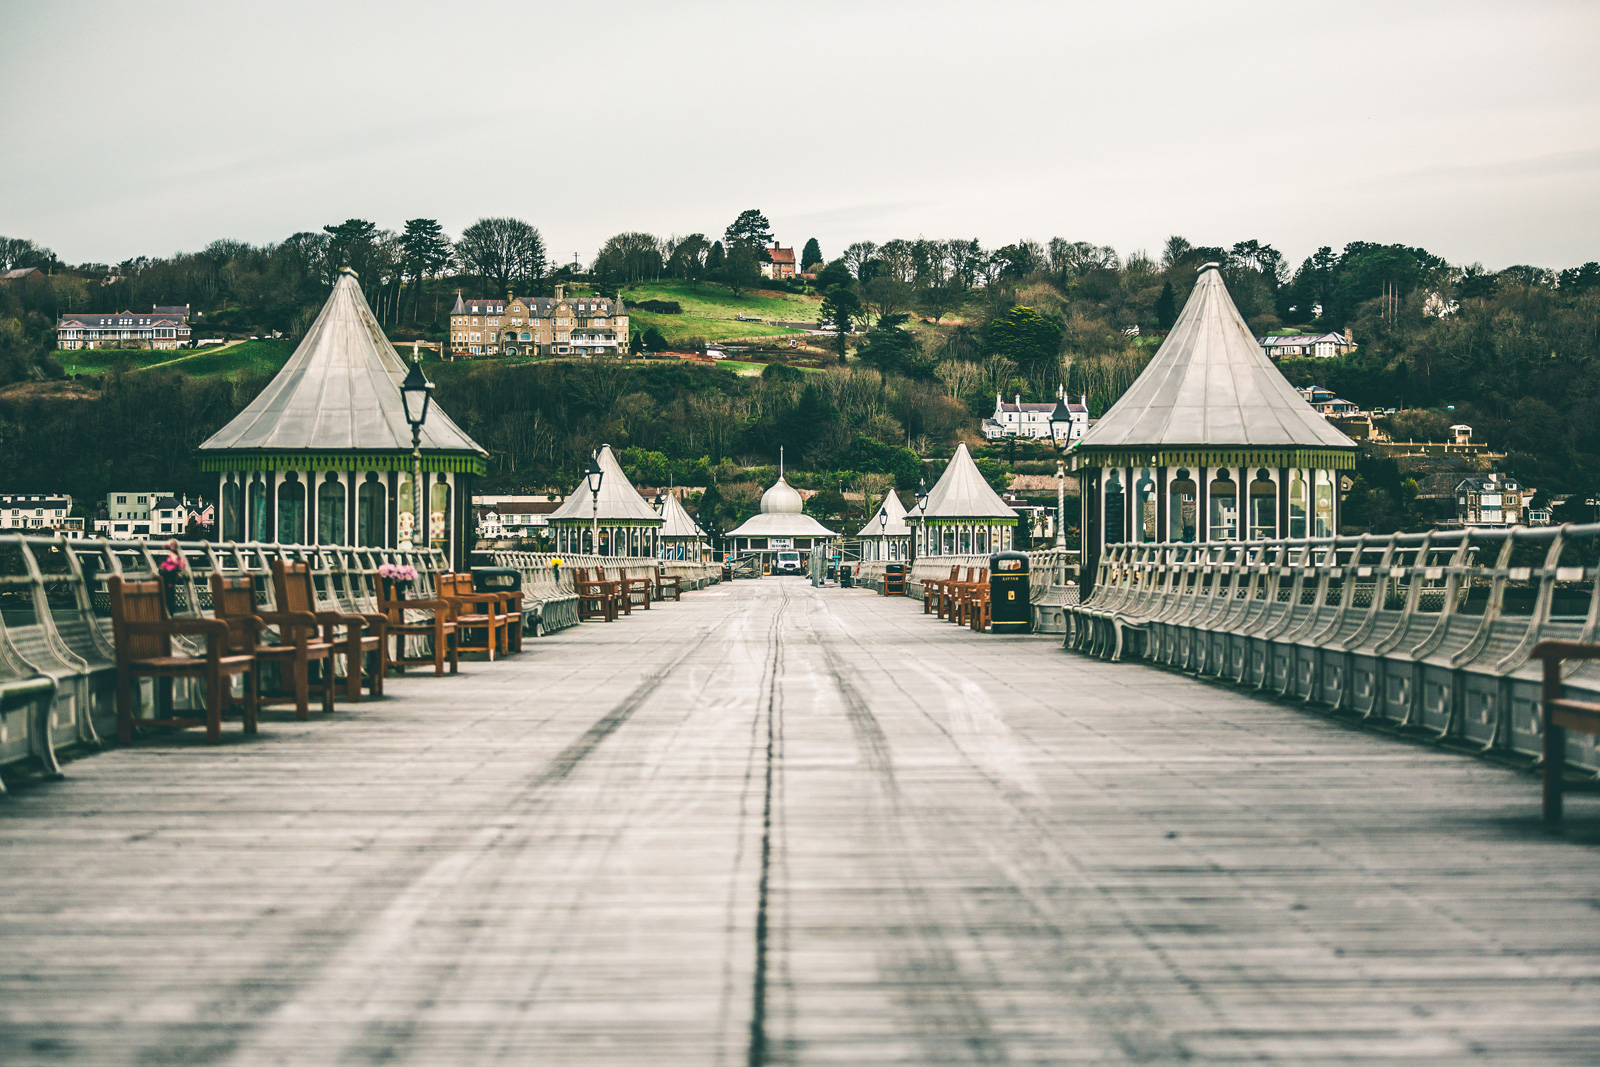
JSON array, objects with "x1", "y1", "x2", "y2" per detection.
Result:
[
  {"x1": 620, "y1": 280, "x2": 822, "y2": 343},
  {"x1": 56, "y1": 339, "x2": 295, "y2": 381}
]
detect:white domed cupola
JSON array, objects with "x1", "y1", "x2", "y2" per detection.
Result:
[{"x1": 760, "y1": 475, "x2": 805, "y2": 515}]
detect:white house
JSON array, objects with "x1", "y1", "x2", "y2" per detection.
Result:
[
  {"x1": 1258, "y1": 330, "x2": 1356, "y2": 359},
  {"x1": 982, "y1": 387, "x2": 1089, "y2": 444},
  {"x1": 0, "y1": 494, "x2": 81, "y2": 537}
]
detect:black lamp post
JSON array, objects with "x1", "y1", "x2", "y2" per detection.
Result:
[
  {"x1": 911, "y1": 476, "x2": 928, "y2": 563},
  {"x1": 584, "y1": 454, "x2": 604, "y2": 555},
  {"x1": 877, "y1": 507, "x2": 888, "y2": 560},
  {"x1": 399, "y1": 353, "x2": 434, "y2": 550}
]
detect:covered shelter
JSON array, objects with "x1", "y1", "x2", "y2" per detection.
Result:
[
  {"x1": 857, "y1": 489, "x2": 910, "y2": 562},
  {"x1": 199, "y1": 268, "x2": 487, "y2": 567},
  {"x1": 725, "y1": 475, "x2": 837, "y2": 565},
  {"x1": 656, "y1": 492, "x2": 708, "y2": 561},
  {"x1": 546, "y1": 444, "x2": 663, "y2": 556},
  {"x1": 906, "y1": 443, "x2": 1018, "y2": 558},
  {"x1": 1067, "y1": 262, "x2": 1358, "y2": 590}
]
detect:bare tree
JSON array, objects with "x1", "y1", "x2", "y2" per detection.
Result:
[
  {"x1": 843, "y1": 241, "x2": 878, "y2": 279},
  {"x1": 456, "y1": 217, "x2": 547, "y2": 297}
]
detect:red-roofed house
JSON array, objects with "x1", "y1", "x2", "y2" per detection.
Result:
[{"x1": 761, "y1": 243, "x2": 796, "y2": 281}]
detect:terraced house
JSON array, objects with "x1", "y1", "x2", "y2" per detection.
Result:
[
  {"x1": 448, "y1": 284, "x2": 627, "y2": 358},
  {"x1": 55, "y1": 304, "x2": 191, "y2": 350}
]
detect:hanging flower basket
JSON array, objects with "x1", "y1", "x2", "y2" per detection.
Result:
[{"x1": 378, "y1": 562, "x2": 418, "y2": 600}]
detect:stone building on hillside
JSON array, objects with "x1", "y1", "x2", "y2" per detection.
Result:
[{"x1": 448, "y1": 284, "x2": 628, "y2": 359}]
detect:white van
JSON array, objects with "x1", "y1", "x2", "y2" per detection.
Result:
[{"x1": 772, "y1": 550, "x2": 803, "y2": 576}]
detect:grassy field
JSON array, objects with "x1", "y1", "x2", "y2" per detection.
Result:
[
  {"x1": 621, "y1": 280, "x2": 823, "y2": 344},
  {"x1": 57, "y1": 340, "x2": 296, "y2": 380}
]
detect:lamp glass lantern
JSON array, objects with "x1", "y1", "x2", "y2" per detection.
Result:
[{"x1": 400, "y1": 355, "x2": 435, "y2": 429}]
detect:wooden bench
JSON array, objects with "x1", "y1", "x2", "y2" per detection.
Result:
[
  {"x1": 110, "y1": 576, "x2": 258, "y2": 744},
  {"x1": 610, "y1": 566, "x2": 652, "y2": 611},
  {"x1": 211, "y1": 573, "x2": 335, "y2": 721},
  {"x1": 273, "y1": 559, "x2": 385, "y2": 702},
  {"x1": 923, "y1": 566, "x2": 959, "y2": 615},
  {"x1": 655, "y1": 566, "x2": 682, "y2": 602},
  {"x1": 950, "y1": 568, "x2": 988, "y2": 626},
  {"x1": 437, "y1": 573, "x2": 511, "y2": 660},
  {"x1": 379, "y1": 576, "x2": 459, "y2": 676},
  {"x1": 1534, "y1": 640, "x2": 1600, "y2": 824},
  {"x1": 574, "y1": 568, "x2": 626, "y2": 622}
]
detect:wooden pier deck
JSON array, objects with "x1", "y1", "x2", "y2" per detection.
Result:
[{"x1": 4, "y1": 579, "x2": 1600, "y2": 1064}]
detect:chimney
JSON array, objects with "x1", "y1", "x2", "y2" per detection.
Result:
[
  {"x1": 1344, "y1": 327, "x2": 1353, "y2": 347},
  {"x1": 1015, "y1": 394, "x2": 1022, "y2": 410},
  {"x1": 554, "y1": 284, "x2": 565, "y2": 302}
]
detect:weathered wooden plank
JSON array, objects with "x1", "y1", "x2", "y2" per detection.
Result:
[{"x1": 1, "y1": 580, "x2": 1599, "y2": 1064}]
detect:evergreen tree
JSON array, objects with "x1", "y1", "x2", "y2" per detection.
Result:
[
  {"x1": 801, "y1": 237, "x2": 823, "y2": 271},
  {"x1": 1154, "y1": 281, "x2": 1176, "y2": 330}
]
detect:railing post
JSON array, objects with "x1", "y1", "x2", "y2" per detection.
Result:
[{"x1": 1543, "y1": 650, "x2": 1564, "y2": 824}]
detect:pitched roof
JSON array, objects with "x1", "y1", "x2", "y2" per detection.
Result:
[
  {"x1": 199, "y1": 270, "x2": 486, "y2": 456},
  {"x1": 724, "y1": 510, "x2": 838, "y2": 539},
  {"x1": 916, "y1": 444, "x2": 1016, "y2": 520},
  {"x1": 2, "y1": 267, "x2": 42, "y2": 280},
  {"x1": 657, "y1": 492, "x2": 706, "y2": 539},
  {"x1": 858, "y1": 489, "x2": 909, "y2": 537},
  {"x1": 1077, "y1": 264, "x2": 1355, "y2": 452},
  {"x1": 546, "y1": 444, "x2": 662, "y2": 524},
  {"x1": 453, "y1": 295, "x2": 620, "y2": 316},
  {"x1": 768, "y1": 244, "x2": 795, "y2": 265},
  {"x1": 57, "y1": 312, "x2": 185, "y2": 328}
]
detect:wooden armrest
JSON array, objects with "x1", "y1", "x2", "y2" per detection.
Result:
[
  {"x1": 386, "y1": 598, "x2": 451, "y2": 611},
  {"x1": 261, "y1": 610, "x2": 320, "y2": 629},
  {"x1": 1534, "y1": 641, "x2": 1600, "y2": 662},
  {"x1": 126, "y1": 618, "x2": 231, "y2": 639}
]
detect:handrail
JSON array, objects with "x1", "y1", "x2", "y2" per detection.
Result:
[{"x1": 1065, "y1": 523, "x2": 1600, "y2": 770}]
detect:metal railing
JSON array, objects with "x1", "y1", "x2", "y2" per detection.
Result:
[
  {"x1": 486, "y1": 552, "x2": 722, "y2": 633},
  {"x1": 1063, "y1": 525, "x2": 1600, "y2": 771}
]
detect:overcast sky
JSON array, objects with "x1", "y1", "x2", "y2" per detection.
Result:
[{"x1": 3, "y1": 0, "x2": 1598, "y2": 272}]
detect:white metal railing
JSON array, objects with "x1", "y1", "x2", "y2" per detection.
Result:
[{"x1": 1064, "y1": 524, "x2": 1600, "y2": 770}]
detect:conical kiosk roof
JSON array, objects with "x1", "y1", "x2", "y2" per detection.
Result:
[
  {"x1": 918, "y1": 444, "x2": 1016, "y2": 520},
  {"x1": 1077, "y1": 264, "x2": 1355, "y2": 454},
  {"x1": 858, "y1": 489, "x2": 910, "y2": 536},
  {"x1": 657, "y1": 492, "x2": 706, "y2": 539},
  {"x1": 200, "y1": 269, "x2": 486, "y2": 467},
  {"x1": 547, "y1": 444, "x2": 663, "y2": 524}
]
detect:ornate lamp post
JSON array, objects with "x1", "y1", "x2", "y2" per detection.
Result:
[
  {"x1": 398, "y1": 353, "x2": 434, "y2": 550},
  {"x1": 877, "y1": 506, "x2": 888, "y2": 561},
  {"x1": 911, "y1": 476, "x2": 928, "y2": 563},
  {"x1": 584, "y1": 454, "x2": 604, "y2": 555}
]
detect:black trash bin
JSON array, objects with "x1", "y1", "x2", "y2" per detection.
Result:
[
  {"x1": 883, "y1": 562, "x2": 907, "y2": 596},
  {"x1": 472, "y1": 567, "x2": 521, "y2": 596},
  {"x1": 989, "y1": 551, "x2": 1031, "y2": 633}
]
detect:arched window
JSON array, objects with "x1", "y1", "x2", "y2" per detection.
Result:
[
  {"x1": 1209, "y1": 473, "x2": 1238, "y2": 540},
  {"x1": 1168, "y1": 472, "x2": 1197, "y2": 542},
  {"x1": 1314, "y1": 471, "x2": 1335, "y2": 537},
  {"x1": 277, "y1": 472, "x2": 306, "y2": 544},
  {"x1": 1288, "y1": 471, "x2": 1308, "y2": 539},
  {"x1": 1135, "y1": 468, "x2": 1157, "y2": 542},
  {"x1": 318, "y1": 474, "x2": 346, "y2": 544},
  {"x1": 1103, "y1": 469, "x2": 1125, "y2": 546},
  {"x1": 357, "y1": 473, "x2": 386, "y2": 547},
  {"x1": 430, "y1": 481, "x2": 450, "y2": 549},
  {"x1": 247, "y1": 477, "x2": 268, "y2": 541},
  {"x1": 1249, "y1": 470, "x2": 1277, "y2": 540},
  {"x1": 222, "y1": 477, "x2": 243, "y2": 541},
  {"x1": 396, "y1": 474, "x2": 415, "y2": 545}
]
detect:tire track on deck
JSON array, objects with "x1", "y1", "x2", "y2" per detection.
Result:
[
  {"x1": 133, "y1": 612, "x2": 727, "y2": 1067},
  {"x1": 811, "y1": 619, "x2": 1010, "y2": 1066}
]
